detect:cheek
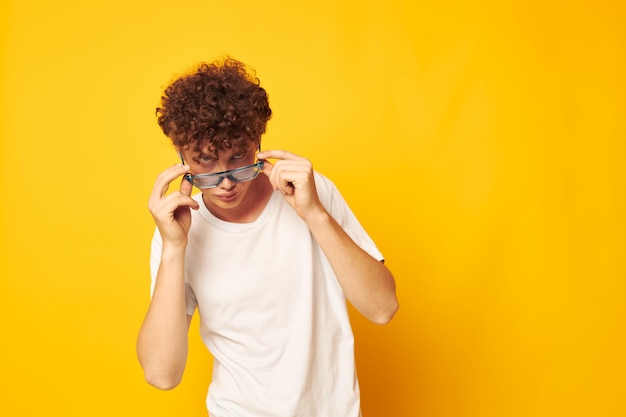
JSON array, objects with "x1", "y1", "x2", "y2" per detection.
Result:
[{"x1": 234, "y1": 179, "x2": 254, "y2": 195}]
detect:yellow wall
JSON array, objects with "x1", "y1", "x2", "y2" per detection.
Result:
[{"x1": 1, "y1": 1, "x2": 624, "y2": 416}]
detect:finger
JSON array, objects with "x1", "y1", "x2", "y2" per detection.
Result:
[
  {"x1": 272, "y1": 161, "x2": 312, "y2": 186},
  {"x1": 259, "y1": 159, "x2": 276, "y2": 188},
  {"x1": 279, "y1": 182, "x2": 295, "y2": 196},
  {"x1": 151, "y1": 191, "x2": 199, "y2": 219},
  {"x1": 168, "y1": 192, "x2": 200, "y2": 213},
  {"x1": 180, "y1": 173, "x2": 194, "y2": 196},
  {"x1": 273, "y1": 169, "x2": 297, "y2": 195},
  {"x1": 272, "y1": 160, "x2": 312, "y2": 175},
  {"x1": 257, "y1": 149, "x2": 307, "y2": 162},
  {"x1": 150, "y1": 164, "x2": 188, "y2": 201},
  {"x1": 171, "y1": 191, "x2": 200, "y2": 211},
  {"x1": 149, "y1": 164, "x2": 190, "y2": 202}
]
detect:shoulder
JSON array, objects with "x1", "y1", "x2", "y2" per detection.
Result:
[
  {"x1": 313, "y1": 171, "x2": 338, "y2": 195},
  {"x1": 313, "y1": 171, "x2": 347, "y2": 214}
]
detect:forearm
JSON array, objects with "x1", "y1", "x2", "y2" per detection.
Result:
[
  {"x1": 305, "y1": 209, "x2": 399, "y2": 324},
  {"x1": 137, "y1": 245, "x2": 190, "y2": 389}
]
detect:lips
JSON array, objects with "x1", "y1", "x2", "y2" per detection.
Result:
[{"x1": 215, "y1": 192, "x2": 237, "y2": 202}]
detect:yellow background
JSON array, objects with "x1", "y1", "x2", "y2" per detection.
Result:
[{"x1": 1, "y1": 1, "x2": 624, "y2": 416}]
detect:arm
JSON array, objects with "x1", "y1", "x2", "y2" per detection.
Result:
[
  {"x1": 137, "y1": 164, "x2": 200, "y2": 389},
  {"x1": 258, "y1": 150, "x2": 399, "y2": 324},
  {"x1": 306, "y1": 209, "x2": 398, "y2": 324}
]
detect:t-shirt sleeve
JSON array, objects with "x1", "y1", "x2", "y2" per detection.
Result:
[
  {"x1": 314, "y1": 172, "x2": 384, "y2": 262},
  {"x1": 149, "y1": 228, "x2": 198, "y2": 316}
]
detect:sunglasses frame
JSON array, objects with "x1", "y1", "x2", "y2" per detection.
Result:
[{"x1": 178, "y1": 152, "x2": 264, "y2": 189}]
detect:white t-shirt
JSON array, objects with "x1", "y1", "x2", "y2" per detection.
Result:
[{"x1": 150, "y1": 172, "x2": 383, "y2": 417}]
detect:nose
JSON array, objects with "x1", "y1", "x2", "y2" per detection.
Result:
[{"x1": 217, "y1": 176, "x2": 236, "y2": 189}]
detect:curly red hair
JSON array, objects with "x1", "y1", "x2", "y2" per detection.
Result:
[{"x1": 156, "y1": 58, "x2": 272, "y2": 157}]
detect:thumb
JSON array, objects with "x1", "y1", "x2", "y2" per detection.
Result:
[
  {"x1": 179, "y1": 173, "x2": 199, "y2": 210},
  {"x1": 180, "y1": 171, "x2": 193, "y2": 196},
  {"x1": 260, "y1": 158, "x2": 274, "y2": 178}
]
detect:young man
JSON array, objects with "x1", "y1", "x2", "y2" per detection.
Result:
[{"x1": 137, "y1": 58, "x2": 398, "y2": 417}]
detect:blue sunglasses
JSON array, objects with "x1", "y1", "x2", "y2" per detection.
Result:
[{"x1": 179, "y1": 153, "x2": 264, "y2": 189}]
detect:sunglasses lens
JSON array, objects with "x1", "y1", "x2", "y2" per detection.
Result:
[
  {"x1": 230, "y1": 165, "x2": 260, "y2": 182},
  {"x1": 192, "y1": 176, "x2": 221, "y2": 188},
  {"x1": 188, "y1": 162, "x2": 262, "y2": 189}
]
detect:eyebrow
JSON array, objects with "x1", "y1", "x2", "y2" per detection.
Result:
[{"x1": 191, "y1": 149, "x2": 250, "y2": 162}]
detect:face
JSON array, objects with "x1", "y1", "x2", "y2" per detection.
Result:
[{"x1": 180, "y1": 142, "x2": 260, "y2": 211}]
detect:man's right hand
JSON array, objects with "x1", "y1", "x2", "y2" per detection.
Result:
[{"x1": 148, "y1": 164, "x2": 200, "y2": 248}]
